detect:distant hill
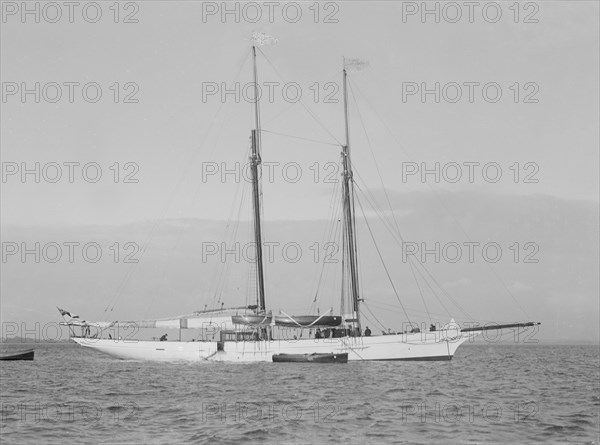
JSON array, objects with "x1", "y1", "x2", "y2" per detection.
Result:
[{"x1": 1, "y1": 190, "x2": 598, "y2": 343}]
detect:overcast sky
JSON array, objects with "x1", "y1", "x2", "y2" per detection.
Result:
[
  {"x1": 2, "y1": 1, "x2": 598, "y2": 224},
  {"x1": 1, "y1": 1, "x2": 598, "y2": 342}
]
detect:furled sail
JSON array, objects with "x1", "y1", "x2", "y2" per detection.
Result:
[
  {"x1": 232, "y1": 309, "x2": 342, "y2": 327},
  {"x1": 57, "y1": 306, "x2": 251, "y2": 330}
]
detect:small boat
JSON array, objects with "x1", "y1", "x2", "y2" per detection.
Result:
[
  {"x1": 231, "y1": 314, "x2": 272, "y2": 325},
  {"x1": 272, "y1": 352, "x2": 348, "y2": 363},
  {"x1": 0, "y1": 348, "x2": 34, "y2": 361},
  {"x1": 233, "y1": 313, "x2": 342, "y2": 327},
  {"x1": 273, "y1": 315, "x2": 342, "y2": 327}
]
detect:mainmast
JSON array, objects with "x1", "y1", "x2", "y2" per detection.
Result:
[
  {"x1": 341, "y1": 66, "x2": 361, "y2": 331},
  {"x1": 250, "y1": 45, "x2": 266, "y2": 313}
]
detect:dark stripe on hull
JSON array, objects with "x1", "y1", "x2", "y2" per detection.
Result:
[{"x1": 370, "y1": 355, "x2": 452, "y2": 361}]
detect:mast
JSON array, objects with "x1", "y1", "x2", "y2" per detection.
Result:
[
  {"x1": 341, "y1": 66, "x2": 361, "y2": 331},
  {"x1": 250, "y1": 46, "x2": 266, "y2": 314}
]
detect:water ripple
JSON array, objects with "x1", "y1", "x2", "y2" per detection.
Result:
[{"x1": 0, "y1": 343, "x2": 598, "y2": 444}]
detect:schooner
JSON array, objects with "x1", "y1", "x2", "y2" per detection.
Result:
[{"x1": 59, "y1": 37, "x2": 539, "y2": 362}]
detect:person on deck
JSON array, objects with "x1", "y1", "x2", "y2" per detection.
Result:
[
  {"x1": 364, "y1": 326, "x2": 371, "y2": 336},
  {"x1": 160, "y1": 334, "x2": 168, "y2": 341},
  {"x1": 315, "y1": 328, "x2": 322, "y2": 339}
]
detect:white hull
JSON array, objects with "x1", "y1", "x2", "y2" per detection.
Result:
[{"x1": 72, "y1": 329, "x2": 476, "y2": 362}]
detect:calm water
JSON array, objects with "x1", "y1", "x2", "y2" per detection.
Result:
[{"x1": 1, "y1": 343, "x2": 598, "y2": 444}]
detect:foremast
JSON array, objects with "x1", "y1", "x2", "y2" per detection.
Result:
[
  {"x1": 250, "y1": 45, "x2": 266, "y2": 314},
  {"x1": 341, "y1": 66, "x2": 361, "y2": 332}
]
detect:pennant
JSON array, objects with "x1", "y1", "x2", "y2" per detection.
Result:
[
  {"x1": 57, "y1": 307, "x2": 80, "y2": 320},
  {"x1": 249, "y1": 31, "x2": 278, "y2": 47},
  {"x1": 57, "y1": 307, "x2": 69, "y2": 317},
  {"x1": 344, "y1": 58, "x2": 369, "y2": 72}
]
